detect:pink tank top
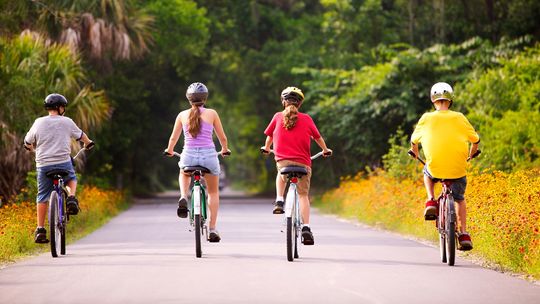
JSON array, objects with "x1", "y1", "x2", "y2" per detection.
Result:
[{"x1": 182, "y1": 107, "x2": 215, "y2": 148}]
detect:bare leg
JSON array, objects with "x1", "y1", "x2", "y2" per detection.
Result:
[
  {"x1": 205, "y1": 174, "x2": 220, "y2": 229},
  {"x1": 276, "y1": 173, "x2": 286, "y2": 198},
  {"x1": 65, "y1": 180, "x2": 77, "y2": 196},
  {"x1": 423, "y1": 175, "x2": 435, "y2": 200},
  {"x1": 299, "y1": 194, "x2": 310, "y2": 225},
  {"x1": 37, "y1": 202, "x2": 47, "y2": 227},
  {"x1": 455, "y1": 199, "x2": 467, "y2": 233},
  {"x1": 179, "y1": 171, "x2": 191, "y2": 198}
]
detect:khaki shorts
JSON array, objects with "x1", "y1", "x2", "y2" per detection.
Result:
[{"x1": 276, "y1": 160, "x2": 311, "y2": 195}]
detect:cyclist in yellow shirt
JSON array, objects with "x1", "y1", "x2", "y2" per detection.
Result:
[{"x1": 410, "y1": 82, "x2": 479, "y2": 251}]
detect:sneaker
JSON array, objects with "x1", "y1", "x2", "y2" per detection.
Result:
[
  {"x1": 34, "y1": 227, "x2": 49, "y2": 244},
  {"x1": 424, "y1": 199, "x2": 438, "y2": 221},
  {"x1": 301, "y1": 226, "x2": 314, "y2": 245},
  {"x1": 66, "y1": 196, "x2": 80, "y2": 215},
  {"x1": 209, "y1": 229, "x2": 221, "y2": 243},
  {"x1": 273, "y1": 201, "x2": 284, "y2": 214},
  {"x1": 458, "y1": 232, "x2": 473, "y2": 251},
  {"x1": 177, "y1": 197, "x2": 188, "y2": 218}
]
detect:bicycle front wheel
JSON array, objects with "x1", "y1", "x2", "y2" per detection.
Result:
[
  {"x1": 48, "y1": 191, "x2": 61, "y2": 258},
  {"x1": 195, "y1": 214, "x2": 202, "y2": 258},
  {"x1": 286, "y1": 216, "x2": 295, "y2": 262}
]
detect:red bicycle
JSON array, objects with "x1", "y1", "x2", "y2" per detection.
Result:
[{"x1": 408, "y1": 149, "x2": 480, "y2": 266}]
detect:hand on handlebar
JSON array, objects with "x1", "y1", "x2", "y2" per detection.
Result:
[
  {"x1": 163, "y1": 149, "x2": 174, "y2": 157},
  {"x1": 85, "y1": 141, "x2": 95, "y2": 150},
  {"x1": 407, "y1": 150, "x2": 417, "y2": 159},
  {"x1": 467, "y1": 149, "x2": 481, "y2": 161},
  {"x1": 221, "y1": 149, "x2": 232, "y2": 157},
  {"x1": 260, "y1": 147, "x2": 271, "y2": 155},
  {"x1": 323, "y1": 149, "x2": 333, "y2": 157}
]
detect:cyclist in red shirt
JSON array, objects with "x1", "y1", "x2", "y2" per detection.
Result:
[{"x1": 261, "y1": 86, "x2": 332, "y2": 245}]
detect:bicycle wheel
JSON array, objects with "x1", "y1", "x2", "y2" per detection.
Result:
[
  {"x1": 286, "y1": 216, "x2": 294, "y2": 262},
  {"x1": 195, "y1": 214, "x2": 202, "y2": 258},
  {"x1": 438, "y1": 200, "x2": 447, "y2": 263},
  {"x1": 48, "y1": 191, "x2": 61, "y2": 258},
  {"x1": 446, "y1": 197, "x2": 456, "y2": 266},
  {"x1": 60, "y1": 192, "x2": 67, "y2": 255},
  {"x1": 293, "y1": 225, "x2": 299, "y2": 259}
]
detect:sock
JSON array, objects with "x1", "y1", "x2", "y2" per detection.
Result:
[
  {"x1": 303, "y1": 224, "x2": 310, "y2": 228},
  {"x1": 37, "y1": 226, "x2": 44, "y2": 229},
  {"x1": 276, "y1": 196, "x2": 284, "y2": 202}
]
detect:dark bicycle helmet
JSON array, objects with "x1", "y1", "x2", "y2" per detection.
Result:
[
  {"x1": 280, "y1": 87, "x2": 304, "y2": 103},
  {"x1": 186, "y1": 82, "x2": 208, "y2": 104},
  {"x1": 44, "y1": 93, "x2": 68, "y2": 109}
]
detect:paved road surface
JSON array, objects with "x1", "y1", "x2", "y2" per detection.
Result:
[{"x1": 1, "y1": 193, "x2": 539, "y2": 304}]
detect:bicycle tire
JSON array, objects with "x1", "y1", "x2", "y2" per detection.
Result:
[
  {"x1": 446, "y1": 197, "x2": 456, "y2": 266},
  {"x1": 195, "y1": 214, "x2": 202, "y2": 258},
  {"x1": 48, "y1": 191, "x2": 60, "y2": 258},
  {"x1": 286, "y1": 216, "x2": 294, "y2": 262},
  {"x1": 60, "y1": 192, "x2": 66, "y2": 255},
  {"x1": 438, "y1": 200, "x2": 447, "y2": 263},
  {"x1": 294, "y1": 226, "x2": 299, "y2": 259}
]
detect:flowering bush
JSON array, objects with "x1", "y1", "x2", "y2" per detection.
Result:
[
  {"x1": 0, "y1": 186, "x2": 127, "y2": 262},
  {"x1": 316, "y1": 168, "x2": 540, "y2": 279}
]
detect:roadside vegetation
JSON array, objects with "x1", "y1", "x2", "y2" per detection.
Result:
[{"x1": 0, "y1": 186, "x2": 127, "y2": 263}]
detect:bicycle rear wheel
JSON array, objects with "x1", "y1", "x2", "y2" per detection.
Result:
[
  {"x1": 438, "y1": 201, "x2": 447, "y2": 263},
  {"x1": 48, "y1": 191, "x2": 61, "y2": 258},
  {"x1": 195, "y1": 214, "x2": 202, "y2": 258},
  {"x1": 446, "y1": 197, "x2": 456, "y2": 266},
  {"x1": 286, "y1": 216, "x2": 295, "y2": 262},
  {"x1": 60, "y1": 192, "x2": 66, "y2": 255}
]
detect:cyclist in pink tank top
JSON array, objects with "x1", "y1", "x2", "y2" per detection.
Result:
[{"x1": 165, "y1": 82, "x2": 230, "y2": 242}]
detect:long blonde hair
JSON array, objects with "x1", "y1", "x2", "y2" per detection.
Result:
[
  {"x1": 282, "y1": 100, "x2": 300, "y2": 130},
  {"x1": 188, "y1": 104, "x2": 203, "y2": 137}
]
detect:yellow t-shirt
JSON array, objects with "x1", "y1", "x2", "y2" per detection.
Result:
[{"x1": 411, "y1": 110, "x2": 480, "y2": 179}]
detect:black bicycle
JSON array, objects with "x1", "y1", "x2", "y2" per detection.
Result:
[
  {"x1": 408, "y1": 149, "x2": 480, "y2": 266},
  {"x1": 47, "y1": 142, "x2": 94, "y2": 257}
]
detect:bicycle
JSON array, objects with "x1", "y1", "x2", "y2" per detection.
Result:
[
  {"x1": 164, "y1": 150, "x2": 230, "y2": 258},
  {"x1": 261, "y1": 149, "x2": 331, "y2": 262},
  {"x1": 47, "y1": 142, "x2": 94, "y2": 258},
  {"x1": 408, "y1": 149, "x2": 480, "y2": 266}
]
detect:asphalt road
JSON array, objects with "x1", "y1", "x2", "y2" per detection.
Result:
[{"x1": 1, "y1": 192, "x2": 539, "y2": 304}]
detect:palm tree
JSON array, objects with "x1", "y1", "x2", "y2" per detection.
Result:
[
  {"x1": 32, "y1": 0, "x2": 153, "y2": 62},
  {"x1": 0, "y1": 32, "x2": 111, "y2": 201}
]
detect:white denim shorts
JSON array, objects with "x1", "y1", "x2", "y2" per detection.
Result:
[{"x1": 179, "y1": 147, "x2": 220, "y2": 175}]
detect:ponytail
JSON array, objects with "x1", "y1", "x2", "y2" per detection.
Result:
[
  {"x1": 188, "y1": 106, "x2": 202, "y2": 137},
  {"x1": 282, "y1": 103, "x2": 299, "y2": 130}
]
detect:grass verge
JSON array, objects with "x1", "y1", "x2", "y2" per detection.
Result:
[{"x1": 0, "y1": 186, "x2": 129, "y2": 263}]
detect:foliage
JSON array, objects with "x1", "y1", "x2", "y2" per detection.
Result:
[
  {"x1": 315, "y1": 167, "x2": 540, "y2": 279},
  {"x1": 0, "y1": 186, "x2": 127, "y2": 262},
  {"x1": 0, "y1": 33, "x2": 110, "y2": 201}
]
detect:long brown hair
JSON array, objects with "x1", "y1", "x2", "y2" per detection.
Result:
[
  {"x1": 188, "y1": 104, "x2": 203, "y2": 137},
  {"x1": 282, "y1": 100, "x2": 300, "y2": 130}
]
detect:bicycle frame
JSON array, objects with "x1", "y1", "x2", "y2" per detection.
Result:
[{"x1": 190, "y1": 173, "x2": 208, "y2": 225}]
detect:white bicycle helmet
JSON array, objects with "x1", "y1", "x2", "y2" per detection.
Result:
[{"x1": 430, "y1": 82, "x2": 454, "y2": 103}]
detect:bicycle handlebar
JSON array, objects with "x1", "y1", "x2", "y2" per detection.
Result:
[
  {"x1": 260, "y1": 148, "x2": 332, "y2": 160},
  {"x1": 163, "y1": 150, "x2": 231, "y2": 158},
  {"x1": 72, "y1": 141, "x2": 96, "y2": 160},
  {"x1": 407, "y1": 149, "x2": 481, "y2": 165}
]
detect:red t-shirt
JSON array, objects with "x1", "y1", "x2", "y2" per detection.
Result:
[{"x1": 264, "y1": 112, "x2": 321, "y2": 167}]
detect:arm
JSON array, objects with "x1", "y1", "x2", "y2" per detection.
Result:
[
  {"x1": 79, "y1": 133, "x2": 93, "y2": 148},
  {"x1": 166, "y1": 113, "x2": 183, "y2": 156},
  {"x1": 262, "y1": 136, "x2": 273, "y2": 153},
  {"x1": 212, "y1": 110, "x2": 230, "y2": 155},
  {"x1": 314, "y1": 136, "x2": 332, "y2": 156}
]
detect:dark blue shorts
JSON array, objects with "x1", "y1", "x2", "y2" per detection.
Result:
[
  {"x1": 36, "y1": 161, "x2": 77, "y2": 203},
  {"x1": 423, "y1": 167, "x2": 467, "y2": 201}
]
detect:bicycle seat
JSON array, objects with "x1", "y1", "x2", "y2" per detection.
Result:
[
  {"x1": 45, "y1": 169, "x2": 69, "y2": 178},
  {"x1": 182, "y1": 166, "x2": 211, "y2": 174},
  {"x1": 280, "y1": 166, "x2": 308, "y2": 176}
]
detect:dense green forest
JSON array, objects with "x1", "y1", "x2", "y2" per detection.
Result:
[{"x1": 1, "y1": 0, "x2": 539, "y2": 199}]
